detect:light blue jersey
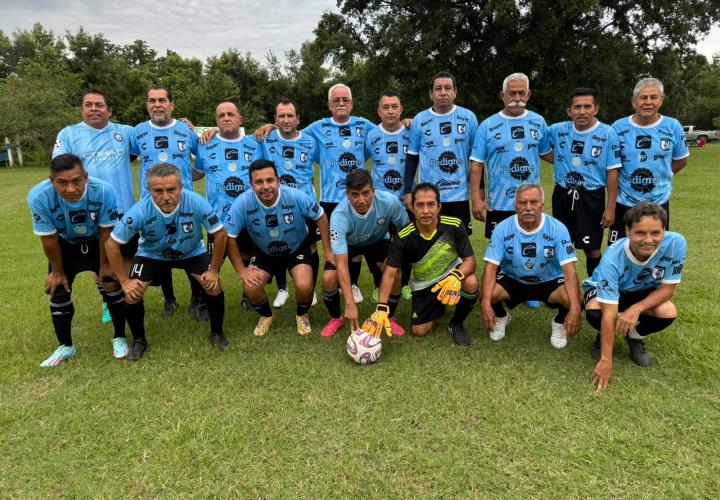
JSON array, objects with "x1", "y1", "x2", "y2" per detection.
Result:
[
  {"x1": 28, "y1": 176, "x2": 118, "y2": 243},
  {"x1": 365, "y1": 124, "x2": 410, "y2": 199},
  {"x1": 548, "y1": 121, "x2": 622, "y2": 190},
  {"x1": 225, "y1": 186, "x2": 324, "y2": 256},
  {"x1": 484, "y1": 214, "x2": 577, "y2": 284},
  {"x1": 53, "y1": 122, "x2": 135, "y2": 213},
  {"x1": 131, "y1": 119, "x2": 200, "y2": 198},
  {"x1": 582, "y1": 231, "x2": 686, "y2": 303},
  {"x1": 194, "y1": 134, "x2": 262, "y2": 218},
  {"x1": 111, "y1": 190, "x2": 223, "y2": 261},
  {"x1": 330, "y1": 190, "x2": 408, "y2": 254},
  {"x1": 261, "y1": 130, "x2": 318, "y2": 201},
  {"x1": 408, "y1": 105, "x2": 478, "y2": 202},
  {"x1": 470, "y1": 110, "x2": 551, "y2": 211},
  {"x1": 612, "y1": 115, "x2": 689, "y2": 206},
  {"x1": 304, "y1": 116, "x2": 376, "y2": 203}
]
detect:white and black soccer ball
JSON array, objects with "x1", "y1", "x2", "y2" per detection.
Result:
[{"x1": 346, "y1": 330, "x2": 382, "y2": 365}]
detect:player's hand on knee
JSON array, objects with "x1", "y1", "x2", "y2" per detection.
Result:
[
  {"x1": 431, "y1": 269, "x2": 463, "y2": 305},
  {"x1": 615, "y1": 306, "x2": 640, "y2": 335},
  {"x1": 240, "y1": 266, "x2": 263, "y2": 289},
  {"x1": 122, "y1": 279, "x2": 145, "y2": 302},
  {"x1": 200, "y1": 270, "x2": 220, "y2": 294},
  {"x1": 45, "y1": 271, "x2": 69, "y2": 296}
]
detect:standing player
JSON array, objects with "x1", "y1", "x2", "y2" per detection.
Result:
[
  {"x1": 52, "y1": 90, "x2": 136, "y2": 323},
  {"x1": 106, "y1": 163, "x2": 228, "y2": 361},
  {"x1": 609, "y1": 78, "x2": 689, "y2": 244},
  {"x1": 321, "y1": 169, "x2": 408, "y2": 337},
  {"x1": 547, "y1": 88, "x2": 622, "y2": 276},
  {"x1": 404, "y1": 71, "x2": 478, "y2": 234},
  {"x1": 260, "y1": 98, "x2": 320, "y2": 308},
  {"x1": 584, "y1": 203, "x2": 686, "y2": 391},
  {"x1": 363, "y1": 183, "x2": 478, "y2": 347},
  {"x1": 28, "y1": 154, "x2": 128, "y2": 366},
  {"x1": 131, "y1": 86, "x2": 205, "y2": 320},
  {"x1": 225, "y1": 160, "x2": 332, "y2": 337},
  {"x1": 480, "y1": 184, "x2": 582, "y2": 348}
]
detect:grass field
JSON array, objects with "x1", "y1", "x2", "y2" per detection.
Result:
[{"x1": 1, "y1": 146, "x2": 718, "y2": 497}]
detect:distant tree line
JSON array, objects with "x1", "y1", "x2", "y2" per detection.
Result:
[{"x1": 1, "y1": 0, "x2": 719, "y2": 156}]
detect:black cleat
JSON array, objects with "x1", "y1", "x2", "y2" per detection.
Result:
[
  {"x1": 626, "y1": 337, "x2": 651, "y2": 367},
  {"x1": 126, "y1": 338, "x2": 148, "y2": 361},
  {"x1": 241, "y1": 297, "x2": 252, "y2": 311},
  {"x1": 209, "y1": 333, "x2": 229, "y2": 350},
  {"x1": 591, "y1": 333, "x2": 601, "y2": 361},
  {"x1": 188, "y1": 296, "x2": 202, "y2": 317},
  {"x1": 162, "y1": 299, "x2": 179, "y2": 318},
  {"x1": 196, "y1": 303, "x2": 209, "y2": 322},
  {"x1": 448, "y1": 322, "x2": 470, "y2": 347}
]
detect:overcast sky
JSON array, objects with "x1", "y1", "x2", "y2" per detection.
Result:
[{"x1": 1, "y1": 1, "x2": 718, "y2": 64}]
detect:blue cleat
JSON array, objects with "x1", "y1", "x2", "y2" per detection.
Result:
[
  {"x1": 525, "y1": 300, "x2": 541, "y2": 309},
  {"x1": 101, "y1": 303, "x2": 112, "y2": 324},
  {"x1": 112, "y1": 337, "x2": 129, "y2": 359},
  {"x1": 40, "y1": 345, "x2": 77, "y2": 367}
]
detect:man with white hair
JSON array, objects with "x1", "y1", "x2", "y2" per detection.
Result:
[{"x1": 608, "y1": 77, "x2": 689, "y2": 244}]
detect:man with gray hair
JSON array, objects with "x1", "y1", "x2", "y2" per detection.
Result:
[
  {"x1": 480, "y1": 183, "x2": 582, "y2": 347},
  {"x1": 608, "y1": 77, "x2": 689, "y2": 243}
]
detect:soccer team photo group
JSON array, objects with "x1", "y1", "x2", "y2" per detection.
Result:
[{"x1": 29, "y1": 71, "x2": 690, "y2": 393}]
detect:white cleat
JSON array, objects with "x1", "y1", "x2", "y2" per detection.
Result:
[
  {"x1": 311, "y1": 291, "x2": 318, "y2": 307},
  {"x1": 273, "y1": 288, "x2": 290, "y2": 308},
  {"x1": 489, "y1": 312, "x2": 511, "y2": 341},
  {"x1": 550, "y1": 320, "x2": 568, "y2": 349},
  {"x1": 351, "y1": 284, "x2": 364, "y2": 304}
]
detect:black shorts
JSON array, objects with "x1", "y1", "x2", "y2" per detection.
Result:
[
  {"x1": 484, "y1": 210, "x2": 515, "y2": 239},
  {"x1": 324, "y1": 239, "x2": 390, "y2": 273},
  {"x1": 51, "y1": 237, "x2": 100, "y2": 284},
  {"x1": 120, "y1": 234, "x2": 140, "y2": 258},
  {"x1": 608, "y1": 201, "x2": 670, "y2": 245},
  {"x1": 496, "y1": 274, "x2": 565, "y2": 309},
  {"x1": 305, "y1": 217, "x2": 321, "y2": 244},
  {"x1": 250, "y1": 242, "x2": 312, "y2": 276},
  {"x1": 584, "y1": 287, "x2": 653, "y2": 312},
  {"x1": 552, "y1": 185, "x2": 605, "y2": 250},
  {"x1": 410, "y1": 284, "x2": 446, "y2": 325},
  {"x1": 440, "y1": 200, "x2": 472, "y2": 235},
  {"x1": 320, "y1": 202, "x2": 339, "y2": 221},
  {"x1": 129, "y1": 253, "x2": 211, "y2": 283}
]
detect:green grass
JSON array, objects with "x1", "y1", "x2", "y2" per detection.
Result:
[{"x1": 1, "y1": 146, "x2": 719, "y2": 497}]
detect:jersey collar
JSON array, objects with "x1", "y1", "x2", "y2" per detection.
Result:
[
  {"x1": 623, "y1": 238, "x2": 660, "y2": 265},
  {"x1": 217, "y1": 133, "x2": 244, "y2": 143},
  {"x1": 254, "y1": 187, "x2": 282, "y2": 209},
  {"x1": 513, "y1": 213, "x2": 546, "y2": 235},
  {"x1": 629, "y1": 114, "x2": 664, "y2": 128},
  {"x1": 429, "y1": 105, "x2": 456, "y2": 117},
  {"x1": 349, "y1": 199, "x2": 374, "y2": 219},
  {"x1": 81, "y1": 121, "x2": 111, "y2": 133},
  {"x1": 331, "y1": 116, "x2": 353, "y2": 125},
  {"x1": 152, "y1": 195, "x2": 182, "y2": 218},
  {"x1": 275, "y1": 129, "x2": 303, "y2": 142},
  {"x1": 148, "y1": 119, "x2": 177, "y2": 130},
  {"x1": 572, "y1": 120, "x2": 600, "y2": 135},
  {"x1": 499, "y1": 110, "x2": 528, "y2": 120},
  {"x1": 378, "y1": 124, "x2": 406, "y2": 135}
]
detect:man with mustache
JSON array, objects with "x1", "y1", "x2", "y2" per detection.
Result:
[{"x1": 480, "y1": 184, "x2": 582, "y2": 348}]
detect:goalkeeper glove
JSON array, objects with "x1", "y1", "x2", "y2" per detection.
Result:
[
  {"x1": 431, "y1": 268, "x2": 464, "y2": 306},
  {"x1": 361, "y1": 303, "x2": 392, "y2": 337}
]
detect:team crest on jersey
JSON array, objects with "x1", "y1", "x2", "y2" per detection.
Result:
[
  {"x1": 330, "y1": 228, "x2": 339, "y2": 246},
  {"x1": 89, "y1": 210, "x2": 98, "y2": 222},
  {"x1": 377, "y1": 217, "x2": 386, "y2": 225},
  {"x1": 155, "y1": 136, "x2": 169, "y2": 148},
  {"x1": 300, "y1": 151, "x2": 308, "y2": 163},
  {"x1": 114, "y1": 133, "x2": 123, "y2": 142},
  {"x1": 524, "y1": 259, "x2": 534, "y2": 270},
  {"x1": 521, "y1": 242, "x2": 537, "y2": 257},
  {"x1": 457, "y1": 124, "x2": 466, "y2": 135},
  {"x1": 283, "y1": 212, "x2": 294, "y2": 225},
  {"x1": 403, "y1": 144, "x2": 408, "y2": 154},
  {"x1": 355, "y1": 127, "x2": 364, "y2": 137},
  {"x1": 282, "y1": 146, "x2": 295, "y2": 158},
  {"x1": 181, "y1": 222, "x2": 194, "y2": 233},
  {"x1": 439, "y1": 122, "x2": 452, "y2": 135},
  {"x1": 69, "y1": 210, "x2": 86, "y2": 224},
  {"x1": 651, "y1": 266, "x2": 665, "y2": 280},
  {"x1": 591, "y1": 146, "x2": 602, "y2": 158},
  {"x1": 660, "y1": 139, "x2": 671, "y2": 151},
  {"x1": 543, "y1": 246, "x2": 555, "y2": 258},
  {"x1": 530, "y1": 129, "x2": 539, "y2": 140},
  {"x1": 244, "y1": 152, "x2": 253, "y2": 162},
  {"x1": 178, "y1": 141, "x2": 186, "y2": 152}
]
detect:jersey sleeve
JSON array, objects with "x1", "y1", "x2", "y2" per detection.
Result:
[
  {"x1": 99, "y1": 184, "x2": 118, "y2": 227},
  {"x1": 671, "y1": 120, "x2": 690, "y2": 160},
  {"x1": 605, "y1": 127, "x2": 622, "y2": 169},
  {"x1": 594, "y1": 250, "x2": 624, "y2": 304},
  {"x1": 453, "y1": 223, "x2": 474, "y2": 259},
  {"x1": 329, "y1": 212, "x2": 349, "y2": 254},
  {"x1": 554, "y1": 221, "x2": 577, "y2": 265},
  {"x1": 467, "y1": 113, "x2": 479, "y2": 149},
  {"x1": 193, "y1": 147, "x2": 206, "y2": 173},
  {"x1": 483, "y1": 224, "x2": 505, "y2": 265},
  {"x1": 538, "y1": 118, "x2": 552, "y2": 155},
  {"x1": 224, "y1": 198, "x2": 246, "y2": 238},
  {"x1": 52, "y1": 128, "x2": 71, "y2": 158},
  {"x1": 27, "y1": 190, "x2": 57, "y2": 236},
  {"x1": 470, "y1": 120, "x2": 488, "y2": 163},
  {"x1": 188, "y1": 126, "x2": 200, "y2": 155},
  {"x1": 111, "y1": 206, "x2": 141, "y2": 244},
  {"x1": 547, "y1": 123, "x2": 558, "y2": 149},
  {"x1": 662, "y1": 234, "x2": 687, "y2": 284},
  {"x1": 363, "y1": 117, "x2": 378, "y2": 135},
  {"x1": 386, "y1": 230, "x2": 408, "y2": 269},
  {"x1": 196, "y1": 196, "x2": 223, "y2": 234},
  {"x1": 300, "y1": 192, "x2": 324, "y2": 221},
  {"x1": 389, "y1": 197, "x2": 409, "y2": 228},
  {"x1": 407, "y1": 114, "x2": 422, "y2": 155},
  {"x1": 128, "y1": 125, "x2": 140, "y2": 156}
]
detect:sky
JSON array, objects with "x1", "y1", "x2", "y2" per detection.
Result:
[{"x1": 0, "y1": 1, "x2": 718, "y2": 64}]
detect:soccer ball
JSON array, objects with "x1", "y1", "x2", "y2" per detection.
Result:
[{"x1": 346, "y1": 330, "x2": 382, "y2": 365}]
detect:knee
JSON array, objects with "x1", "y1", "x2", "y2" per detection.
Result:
[
  {"x1": 411, "y1": 323, "x2": 432, "y2": 336},
  {"x1": 322, "y1": 270, "x2": 337, "y2": 291},
  {"x1": 652, "y1": 301, "x2": 677, "y2": 319},
  {"x1": 462, "y1": 274, "x2": 479, "y2": 292},
  {"x1": 51, "y1": 288, "x2": 72, "y2": 305}
]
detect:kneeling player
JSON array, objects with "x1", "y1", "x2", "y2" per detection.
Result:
[
  {"x1": 584, "y1": 202, "x2": 686, "y2": 391},
  {"x1": 480, "y1": 184, "x2": 582, "y2": 347},
  {"x1": 106, "y1": 163, "x2": 228, "y2": 360},
  {"x1": 225, "y1": 160, "x2": 331, "y2": 336},
  {"x1": 27, "y1": 153, "x2": 128, "y2": 366},
  {"x1": 321, "y1": 169, "x2": 408, "y2": 336},
  {"x1": 362, "y1": 183, "x2": 478, "y2": 347}
]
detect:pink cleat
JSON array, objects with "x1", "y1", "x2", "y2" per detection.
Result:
[
  {"x1": 321, "y1": 317, "x2": 345, "y2": 337},
  {"x1": 389, "y1": 317, "x2": 405, "y2": 336}
]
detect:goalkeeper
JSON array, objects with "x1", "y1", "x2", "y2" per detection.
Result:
[{"x1": 361, "y1": 182, "x2": 478, "y2": 347}]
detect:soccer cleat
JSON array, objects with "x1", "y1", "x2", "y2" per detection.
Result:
[
  {"x1": 401, "y1": 285, "x2": 412, "y2": 301},
  {"x1": 525, "y1": 300, "x2": 541, "y2": 309},
  {"x1": 321, "y1": 317, "x2": 345, "y2": 337},
  {"x1": 126, "y1": 338, "x2": 148, "y2": 361},
  {"x1": 389, "y1": 317, "x2": 405, "y2": 336},
  {"x1": 626, "y1": 336, "x2": 652, "y2": 367},
  {"x1": 273, "y1": 288, "x2": 290, "y2": 308},
  {"x1": 591, "y1": 333, "x2": 601, "y2": 361},
  {"x1": 40, "y1": 345, "x2": 77, "y2": 367},
  {"x1": 352, "y1": 284, "x2": 364, "y2": 304},
  {"x1": 195, "y1": 303, "x2": 209, "y2": 323},
  {"x1": 188, "y1": 296, "x2": 202, "y2": 318},
  {"x1": 253, "y1": 315, "x2": 273, "y2": 337},
  {"x1": 489, "y1": 312, "x2": 511, "y2": 341},
  {"x1": 371, "y1": 288, "x2": 379, "y2": 303},
  {"x1": 209, "y1": 333, "x2": 229, "y2": 350},
  {"x1": 241, "y1": 297, "x2": 252, "y2": 311},
  {"x1": 101, "y1": 303, "x2": 112, "y2": 324},
  {"x1": 161, "y1": 299, "x2": 179, "y2": 318},
  {"x1": 550, "y1": 320, "x2": 568, "y2": 349},
  {"x1": 112, "y1": 337, "x2": 129, "y2": 359},
  {"x1": 296, "y1": 314, "x2": 312, "y2": 335},
  {"x1": 448, "y1": 322, "x2": 470, "y2": 347},
  {"x1": 311, "y1": 291, "x2": 318, "y2": 307}
]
